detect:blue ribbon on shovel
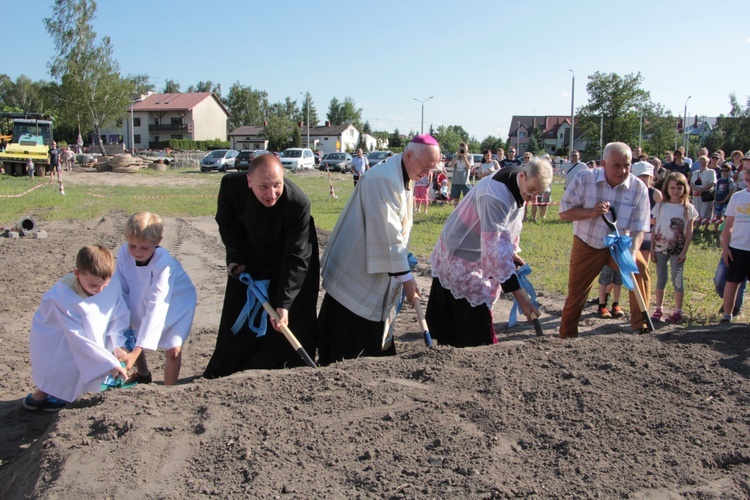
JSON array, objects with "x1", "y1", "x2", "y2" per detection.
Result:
[
  {"x1": 603, "y1": 233, "x2": 638, "y2": 291},
  {"x1": 231, "y1": 272, "x2": 271, "y2": 336},
  {"x1": 508, "y1": 264, "x2": 540, "y2": 328},
  {"x1": 229, "y1": 270, "x2": 317, "y2": 367}
]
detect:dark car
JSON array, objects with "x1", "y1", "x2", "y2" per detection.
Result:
[
  {"x1": 367, "y1": 150, "x2": 392, "y2": 168},
  {"x1": 235, "y1": 150, "x2": 269, "y2": 171},
  {"x1": 319, "y1": 152, "x2": 353, "y2": 172}
]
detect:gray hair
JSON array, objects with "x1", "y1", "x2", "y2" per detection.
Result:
[
  {"x1": 523, "y1": 157, "x2": 553, "y2": 189},
  {"x1": 603, "y1": 142, "x2": 632, "y2": 162}
]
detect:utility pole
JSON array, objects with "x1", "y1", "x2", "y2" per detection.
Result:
[
  {"x1": 569, "y1": 70, "x2": 575, "y2": 154},
  {"x1": 413, "y1": 96, "x2": 434, "y2": 134}
]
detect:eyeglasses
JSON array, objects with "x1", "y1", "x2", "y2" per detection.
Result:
[{"x1": 674, "y1": 152, "x2": 682, "y2": 156}]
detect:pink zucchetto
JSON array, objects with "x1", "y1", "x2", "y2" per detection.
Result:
[{"x1": 410, "y1": 134, "x2": 439, "y2": 146}]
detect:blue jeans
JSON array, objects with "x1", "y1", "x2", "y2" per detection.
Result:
[{"x1": 714, "y1": 258, "x2": 746, "y2": 311}]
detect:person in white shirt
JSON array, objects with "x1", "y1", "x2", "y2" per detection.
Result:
[
  {"x1": 351, "y1": 148, "x2": 370, "y2": 186},
  {"x1": 561, "y1": 150, "x2": 587, "y2": 189}
]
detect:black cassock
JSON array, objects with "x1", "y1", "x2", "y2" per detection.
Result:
[{"x1": 203, "y1": 173, "x2": 319, "y2": 378}]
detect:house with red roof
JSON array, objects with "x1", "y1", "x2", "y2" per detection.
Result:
[
  {"x1": 125, "y1": 92, "x2": 229, "y2": 149},
  {"x1": 508, "y1": 115, "x2": 585, "y2": 155}
]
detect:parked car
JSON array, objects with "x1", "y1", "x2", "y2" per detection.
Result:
[
  {"x1": 367, "y1": 150, "x2": 392, "y2": 168},
  {"x1": 319, "y1": 152, "x2": 353, "y2": 172},
  {"x1": 235, "y1": 149, "x2": 270, "y2": 171},
  {"x1": 279, "y1": 147, "x2": 315, "y2": 171},
  {"x1": 200, "y1": 149, "x2": 239, "y2": 172}
]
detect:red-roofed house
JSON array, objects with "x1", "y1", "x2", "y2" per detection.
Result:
[
  {"x1": 127, "y1": 92, "x2": 229, "y2": 148},
  {"x1": 508, "y1": 115, "x2": 585, "y2": 155}
]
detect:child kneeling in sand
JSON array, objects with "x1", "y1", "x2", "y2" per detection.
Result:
[
  {"x1": 116, "y1": 212, "x2": 197, "y2": 386},
  {"x1": 24, "y1": 245, "x2": 130, "y2": 412}
]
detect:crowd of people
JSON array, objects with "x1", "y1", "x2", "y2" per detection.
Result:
[{"x1": 23, "y1": 136, "x2": 750, "y2": 412}]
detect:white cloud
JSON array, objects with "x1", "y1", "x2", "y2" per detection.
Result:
[
  {"x1": 746, "y1": 37, "x2": 750, "y2": 43},
  {"x1": 562, "y1": 91, "x2": 570, "y2": 99}
]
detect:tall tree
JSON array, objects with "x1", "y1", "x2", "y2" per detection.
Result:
[
  {"x1": 0, "y1": 75, "x2": 44, "y2": 114},
  {"x1": 163, "y1": 79, "x2": 181, "y2": 93},
  {"x1": 263, "y1": 115, "x2": 296, "y2": 152},
  {"x1": 479, "y1": 135, "x2": 504, "y2": 152},
  {"x1": 187, "y1": 80, "x2": 221, "y2": 99},
  {"x1": 389, "y1": 128, "x2": 404, "y2": 149},
  {"x1": 126, "y1": 73, "x2": 154, "y2": 96},
  {"x1": 326, "y1": 97, "x2": 341, "y2": 125},
  {"x1": 576, "y1": 72, "x2": 650, "y2": 157},
  {"x1": 225, "y1": 82, "x2": 269, "y2": 129},
  {"x1": 327, "y1": 96, "x2": 362, "y2": 129},
  {"x1": 44, "y1": 0, "x2": 135, "y2": 156},
  {"x1": 296, "y1": 92, "x2": 319, "y2": 128},
  {"x1": 705, "y1": 93, "x2": 750, "y2": 154}
]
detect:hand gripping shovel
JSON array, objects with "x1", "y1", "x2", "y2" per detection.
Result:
[
  {"x1": 412, "y1": 299, "x2": 433, "y2": 347},
  {"x1": 231, "y1": 271, "x2": 317, "y2": 368},
  {"x1": 601, "y1": 207, "x2": 654, "y2": 333}
]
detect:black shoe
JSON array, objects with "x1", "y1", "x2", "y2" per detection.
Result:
[
  {"x1": 126, "y1": 371, "x2": 152, "y2": 384},
  {"x1": 733, "y1": 307, "x2": 741, "y2": 316}
]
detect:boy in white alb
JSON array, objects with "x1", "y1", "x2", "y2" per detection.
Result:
[
  {"x1": 24, "y1": 245, "x2": 130, "y2": 411},
  {"x1": 116, "y1": 212, "x2": 197, "y2": 385}
]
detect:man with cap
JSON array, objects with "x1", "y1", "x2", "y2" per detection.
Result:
[
  {"x1": 317, "y1": 134, "x2": 441, "y2": 365},
  {"x1": 631, "y1": 160, "x2": 662, "y2": 263}
]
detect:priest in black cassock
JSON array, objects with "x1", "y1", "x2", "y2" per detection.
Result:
[{"x1": 203, "y1": 154, "x2": 319, "y2": 378}]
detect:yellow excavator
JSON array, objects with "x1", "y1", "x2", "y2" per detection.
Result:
[{"x1": 0, "y1": 113, "x2": 54, "y2": 176}]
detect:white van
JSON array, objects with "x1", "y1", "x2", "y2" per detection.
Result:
[{"x1": 280, "y1": 148, "x2": 315, "y2": 171}]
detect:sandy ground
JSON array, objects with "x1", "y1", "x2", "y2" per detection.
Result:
[{"x1": 0, "y1": 170, "x2": 749, "y2": 498}]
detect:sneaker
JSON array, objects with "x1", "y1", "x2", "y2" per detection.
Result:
[
  {"x1": 651, "y1": 309, "x2": 663, "y2": 322},
  {"x1": 664, "y1": 311, "x2": 683, "y2": 324},
  {"x1": 611, "y1": 304, "x2": 624, "y2": 318},
  {"x1": 598, "y1": 306, "x2": 612, "y2": 319},
  {"x1": 125, "y1": 371, "x2": 152, "y2": 385},
  {"x1": 23, "y1": 394, "x2": 67, "y2": 412},
  {"x1": 719, "y1": 315, "x2": 732, "y2": 324}
]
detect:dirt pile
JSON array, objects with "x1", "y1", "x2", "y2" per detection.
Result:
[{"x1": 0, "y1": 172, "x2": 748, "y2": 497}]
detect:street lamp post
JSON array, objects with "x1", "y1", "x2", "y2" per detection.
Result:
[
  {"x1": 682, "y1": 95, "x2": 691, "y2": 152},
  {"x1": 569, "y1": 70, "x2": 575, "y2": 155},
  {"x1": 300, "y1": 92, "x2": 310, "y2": 148},
  {"x1": 130, "y1": 97, "x2": 141, "y2": 155},
  {"x1": 413, "y1": 96, "x2": 434, "y2": 134}
]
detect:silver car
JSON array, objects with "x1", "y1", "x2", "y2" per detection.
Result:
[{"x1": 200, "y1": 149, "x2": 239, "y2": 172}]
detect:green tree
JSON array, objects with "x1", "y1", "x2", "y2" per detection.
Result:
[
  {"x1": 225, "y1": 82, "x2": 269, "y2": 130},
  {"x1": 268, "y1": 97, "x2": 299, "y2": 122},
  {"x1": 576, "y1": 72, "x2": 650, "y2": 157},
  {"x1": 0, "y1": 75, "x2": 48, "y2": 115},
  {"x1": 187, "y1": 80, "x2": 221, "y2": 99},
  {"x1": 479, "y1": 135, "x2": 504, "y2": 152},
  {"x1": 163, "y1": 79, "x2": 181, "y2": 93},
  {"x1": 44, "y1": 0, "x2": 135, "y2": 157},
  {"x1": 126, "y1": 73, "x2": 154, "y2": 96},
  {"x1": 263, "y1": 115, "x2": 296, "y2": 151},
  {"x1": 432, "y1": 124, "x2": 464, "y2": 155},
  {"x1": 296, "y1": 92, "x2": 319, "y2": 128},
  {"x1": 526, "y1": 126, "x2": 545, "y2": 154},
  {"x1": 641, "y1": 104, "x2": 679, "y2": 158},
  {"x1": 389, "y1": 128, "x2": 404, "y2": 150},
  {"x1": 362, "y1": 120, "x2": 372, "y2": 135},
  {"x1": 327, "y1": 96, "x2": 362, "y2": 129},
  {"x1": 705, "y1": 93, "x2": 750, "y2": 154}
]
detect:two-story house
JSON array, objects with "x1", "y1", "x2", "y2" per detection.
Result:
[{"x1": 127, "y1": 92, "x2": 229, "y2": 149}]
